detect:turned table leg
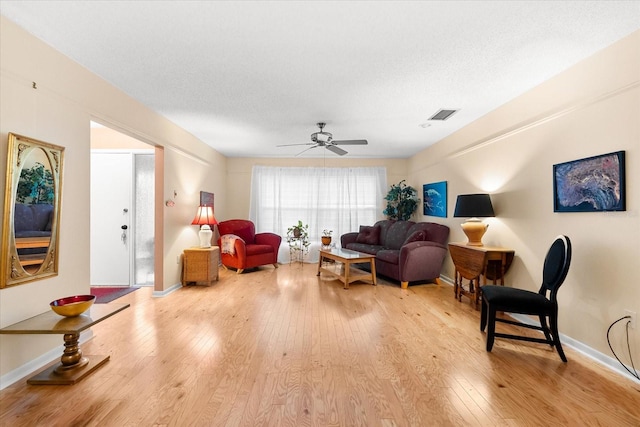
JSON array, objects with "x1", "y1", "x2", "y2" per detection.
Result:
[
  {"x1": 28, "y1": 333, "x2": 111, "y2": 385},
  {"x1": 54, "y1": 333, "x2": 89, "y2": 374}
]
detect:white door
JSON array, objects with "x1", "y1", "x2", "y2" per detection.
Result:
[{"x1": 90, "y1": 152, "x2": 132, "y2": 286}]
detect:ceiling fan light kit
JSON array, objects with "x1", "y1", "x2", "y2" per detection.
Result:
[
  {"x1": 313, "y1": 132, "x2": 331, "y2": 143},
  {"x1": 277, "y1": 122, "x2": 368, "y2": 156}
]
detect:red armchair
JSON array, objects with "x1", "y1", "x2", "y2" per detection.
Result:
[{"x1": 217, "y1": 219, "x2": 281, "y2": 273}]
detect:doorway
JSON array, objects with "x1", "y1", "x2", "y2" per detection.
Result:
[{"x1": 90, "y1": 123, "x2": 155, "y2": 287}]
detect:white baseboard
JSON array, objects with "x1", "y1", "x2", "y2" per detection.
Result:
[
  {"x1": 440, "y1": 275, "x2": 639, "y2": 384},
  {"x1": 1, "y1": 284, "x2": 179, "y2": 389},
  {"x1": 0, "y1": 330, "x2": 94, "y2": 390},
  {"x1": 508, "y1": 313, "x2": 640, "y2": 385},
  {"x1": 152, "y1": 282, "x2": 182, "y2": 298}
]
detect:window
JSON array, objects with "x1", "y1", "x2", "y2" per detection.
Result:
[{"x1": 249, "y1": 166, "x2": 387, "y2": 257}]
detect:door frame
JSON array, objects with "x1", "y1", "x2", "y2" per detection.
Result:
[
  {"x1": 90, "y1": 119, "x2": 164, "y2": 293},
  {"x1": 90, "y1": 148, "x2": 154, "y2": 286}
]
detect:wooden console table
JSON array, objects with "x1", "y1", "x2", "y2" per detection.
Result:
[
  {"x1": 448, "y1": 243, "x2": 514, "y2": 309},
  {"x1": 0, "y1": 303, "x2": 129, "y2": 385}
]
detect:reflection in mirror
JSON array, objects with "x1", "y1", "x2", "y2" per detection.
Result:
[
  {"x1": 1, "y1": 133, "x2": 64, "y2": 288},
  {"x1": 15, "y1": 148, "x2": 54, "y2": 271}
]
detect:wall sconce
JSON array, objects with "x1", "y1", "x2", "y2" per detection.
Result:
[
  {"x1": 191, "y1": 205, "x2": 218, "y2": 248},
  {"x1": 453, "y1": 194, "x2": 495, "y2": 246}
]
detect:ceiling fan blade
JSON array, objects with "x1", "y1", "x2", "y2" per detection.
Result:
[
  {"x1": 277, "y1": 143, "x2": 315, "y2": 147},
  {"x1": 326, "y1": 145, "x2": 348, "y2": 156},
  {"x1": 332, "y1": 139, "x2": 368, "y2": 145},
  {"x1": 295, "y1": 145, "x2": 318, "y2": 156}
]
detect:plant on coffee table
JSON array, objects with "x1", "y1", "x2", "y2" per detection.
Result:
[{"x1": 321, "y1": 229, "x2": 333, "y2": 246}]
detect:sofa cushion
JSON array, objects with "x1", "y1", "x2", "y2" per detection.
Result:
[
  {"x1": 374, "y1": 220, "x2": 396, "y2": 246},
  {"x1": 246, "y1": 244, "x2": 274, "y2": 256},
  {"x1": 14, "y1": 203, "x2": 34, "y2": 233},
  {"x1": 345, "y1": 243, "x2": 383, "y2": 256},
  {"x1": 403, "y1": 230, "x2": 426, "y2": 246},
  {"x1": 384, "y1": 221, "x2": 415, "y2": 250},
  {"x1": 32, "y1": 204, "x2": 53, "y2": 231},
  {"x1": 356, "y1": 225, "x2": 380, "y2": 245},
  {"x1": 376, "y1": 249, "x2": 399, "y2": 264},
  {"x1": 14, "y1": 203, "x2": 53, "y2": 235},
  {"x1": 408, "y1": 222, "x2": 450, "y2": 245}
]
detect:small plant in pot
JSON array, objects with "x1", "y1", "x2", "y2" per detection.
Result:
[
  {"x1": 286, "y1": 220, "x2": 310, "y2": 257},
  {"x1": 321, "y1": 229, "x2": 333, "y2": 246}
]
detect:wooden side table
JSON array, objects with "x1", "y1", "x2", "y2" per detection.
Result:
[
  {"x1": 182, "y1": 246, "x2": 219, "y2": 286},
  {"x1": 448, "y1": 242, "x2": 514, "y2": 309}
]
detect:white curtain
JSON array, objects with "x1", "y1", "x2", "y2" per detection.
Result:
[{"x1": 249, "y1": 166, "x2": 387, "y2": 263}]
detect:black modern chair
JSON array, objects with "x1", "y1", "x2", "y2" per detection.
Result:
[{"x1": 480, "y1": 235, "x2": 572, "y2": 361}]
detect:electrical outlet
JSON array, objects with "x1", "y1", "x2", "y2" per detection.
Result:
[
  {"x1": 625, "y1": 310, "x2": 636, "y2": 329},
  {"x1": 176, "y1": 255, "x2": 180, "y2": 264}
]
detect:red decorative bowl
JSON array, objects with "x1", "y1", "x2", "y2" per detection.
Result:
[{"x1": 50, "y1": 295, "x2": 96, "y2": 317}]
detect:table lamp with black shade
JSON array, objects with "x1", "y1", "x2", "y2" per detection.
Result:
[
  {"x1": 191, "y1": 205, "x2": 218, "y2": 248},
  {"x1": 453, "y1": 194, "x2": 495, "y2": 246}
]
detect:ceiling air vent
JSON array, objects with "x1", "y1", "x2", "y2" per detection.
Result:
[{"x1": 429, "y1": 109, "x2": 458, "y2": 121}]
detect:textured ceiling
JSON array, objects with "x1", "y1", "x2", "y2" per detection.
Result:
[{"x1": 1, "y1": 1, "x2": 639, "y2": 158}]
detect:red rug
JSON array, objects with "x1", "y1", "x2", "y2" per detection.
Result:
[{"x1": 90, "y1": 286, "x2": 139, "y2": 304}]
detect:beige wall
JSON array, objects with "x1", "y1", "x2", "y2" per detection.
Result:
[
  {"x1": 91, "y1": 125, "x2": 154, "y2": 150},
  {"x1": 0, "y1": 17, "x2": 226, "y2": 378},
  {"x1": 408, "y1": 31, "x2": 640, "y2": 360}
]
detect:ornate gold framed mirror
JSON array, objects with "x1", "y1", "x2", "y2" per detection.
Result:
[{"x1": 1, "y1": 133, "x2": 64, "y2": 288}]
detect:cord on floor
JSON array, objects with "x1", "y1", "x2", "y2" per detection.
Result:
[{"x1": 607, "y1": 315, "x2": 639, "y2": 380}]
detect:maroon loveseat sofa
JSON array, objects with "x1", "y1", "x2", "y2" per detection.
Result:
[{"x1": 341, "y1": 220, "x2": 449, "y2": 289}]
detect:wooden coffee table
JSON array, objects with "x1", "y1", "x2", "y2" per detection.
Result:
[{"x1": 317, "y1": 248, "x2": 376, "y2": 289}]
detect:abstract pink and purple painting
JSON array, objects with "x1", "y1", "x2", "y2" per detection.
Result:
[{"x1": 553, "y1": 151, "x2": 625, "y2": 212}]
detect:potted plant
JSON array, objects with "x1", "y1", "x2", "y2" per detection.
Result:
[
  {"x1": 321, "y1": 229, "x2": 333, "y2": 246},
  {"x1": 16, "y1": 162, "x2": 55, "y2": 204},
  {"x1": 383, "y1": 180, "x2": 419, "y2": 221},
  {"x1": 286, "y1": 220, "x2": 310, "y2": 261}
]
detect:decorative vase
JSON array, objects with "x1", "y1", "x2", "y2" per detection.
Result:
[
  {"x1": 321, "y1": 236, "x2": 332, "y2": 246},
  {"x1": 198, "y1": 224, "x2": 213, "y2": 248},
  {"x1": 293, "y1": 227, "x2": 301, "y2": 238}
]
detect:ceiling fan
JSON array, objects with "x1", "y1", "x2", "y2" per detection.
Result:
[{"x1": 277, "y1": 122, "x2": 368, "y2": 156}]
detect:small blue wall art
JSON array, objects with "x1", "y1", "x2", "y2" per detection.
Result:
[{"x1": 423, "y1": 181, "x2": 447, "y2": 218}]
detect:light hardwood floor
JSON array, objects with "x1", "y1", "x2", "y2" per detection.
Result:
[{"x1": 1, "y1": 263, "x2": 639, "y2": 426}]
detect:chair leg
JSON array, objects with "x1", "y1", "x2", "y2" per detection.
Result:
[
  {"x1": 539, "y1": 315, "x2": 553, "y2": 346},
  {"x1": 237, "y1": 268, "x2": 244, "y2": 274},
  {"x1": 273, "y1": 263, "x2": 279, "y2": 269},
  {"x1": 453, "y1": 271, "x2": 459, "y2": 299},
  {"x1": 486, "y1": 306, "x2": 496, "y2": 352},
  {"x1": 480, "y1": 298, "x2": 488, "y2": 332},
  {"x1": 550, "y1": 314, "x2": 567, "y2": 362}
]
